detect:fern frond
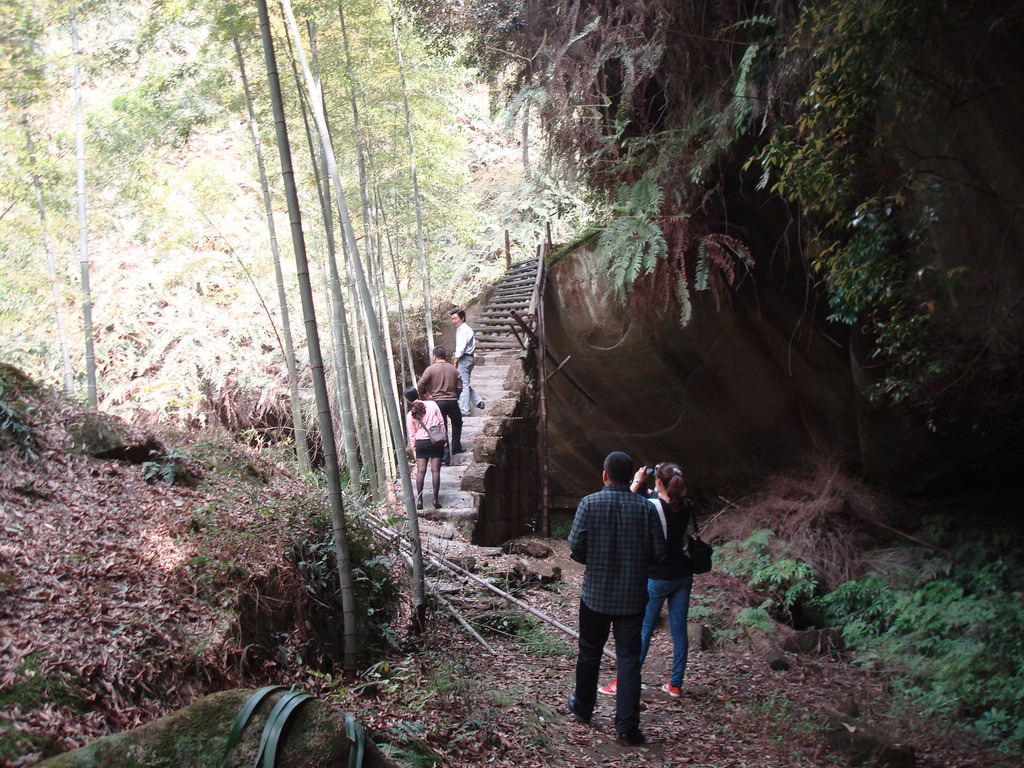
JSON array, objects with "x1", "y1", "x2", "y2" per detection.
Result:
[
  {"x1": 676, "y1": 273, "x2": 692, "y2": 328},
  {"x1": 695, "y1": 242, "x2": 710, "y2": 291},
  {"x1": 595, "y1": 212, "x2": 668, "y2": 299},
  {"x1": 719, "y1": 15, "x2": 777, "y2": 38},
  {"x1": 730, "y1": 43, "x2": 761, "y2": 131}
]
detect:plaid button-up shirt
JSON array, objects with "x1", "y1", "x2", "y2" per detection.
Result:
[{"x1": 568, "y1": 482, "x2": 667, "y2": 615}]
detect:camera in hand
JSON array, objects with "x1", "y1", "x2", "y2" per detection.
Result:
[{"x1": 644, "y1": 467, "x2": 655, "y2": 477}]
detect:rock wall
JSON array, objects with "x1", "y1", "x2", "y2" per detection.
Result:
[{"x1": 542, "y1": 248, "x2": 860, "y2": 499}]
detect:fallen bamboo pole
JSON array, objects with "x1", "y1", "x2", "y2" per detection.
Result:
[
  {"x1": 438, "y1": 593, "x2": 497, "y2": 655},
  {"x1": 390, "y1": 540, "x2": 497, "y2": 654},
  {"x1": 362, "y1": 512, "x2": 617, "y2": 663}
]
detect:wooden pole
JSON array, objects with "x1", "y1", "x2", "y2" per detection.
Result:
[
  {"x1": 505, "y1": 229, "x2": 511, "y2": 270},
  {"x1": 536, "y1": 243, "x2": 550, "y2": 537}
]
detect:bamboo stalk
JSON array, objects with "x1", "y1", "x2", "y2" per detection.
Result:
[{"x1": 536, "y1": 243, "x2": 550, "y2": 537}]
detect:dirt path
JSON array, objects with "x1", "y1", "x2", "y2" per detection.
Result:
[{"x1": 372, "y1": 535, "x2": 1013, "y2": 768}]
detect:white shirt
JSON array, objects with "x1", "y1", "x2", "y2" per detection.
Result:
[{"x1": 454, "y1": 322, "x2": 475, "y2": 359}]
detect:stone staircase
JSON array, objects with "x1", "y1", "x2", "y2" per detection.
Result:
[
  {"x1": 413, "y1": 349, "x2": 520, "y2": 556},
  {"x1": 408, "y1": 258, "x2": 541, "y2": 553},
  {"x1": 473, "y1": 257, "x2": 539, "y2": 352}
]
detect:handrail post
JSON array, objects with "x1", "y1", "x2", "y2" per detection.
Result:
[{"x1": 535, "y1": 240, "x2": 549, "y2": 537}]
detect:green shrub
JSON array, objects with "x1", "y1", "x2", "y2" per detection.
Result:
[
  {"x1": 291, "y1": 516, "x2": 400, "y2": 657},
  {"x1": 813, "y1": 552, "x2": 1024, "y2": 750},
  {"x1": 716, "y1": 529, "x2": 820, "y2": 616},
  {"x1": 141, "y1": 447, "x2": 187, "y2": 484}
]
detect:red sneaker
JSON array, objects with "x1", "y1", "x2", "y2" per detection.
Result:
[
  {"x1": 662, "y1": 681, "x2": 682, "y2": 698},
  {"x1": 598, "y1": 678, "x2": 617, "y2": 696}
]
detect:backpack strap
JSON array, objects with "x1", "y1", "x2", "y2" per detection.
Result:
[{"x1": 650, "y1": 497, "x2": 668, "y2": 539}]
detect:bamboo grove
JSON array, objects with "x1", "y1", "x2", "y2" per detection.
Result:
[{"x1": 0, "y1": 0, "x2": 518, "y2": 668}]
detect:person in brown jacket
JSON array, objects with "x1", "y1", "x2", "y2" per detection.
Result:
[{"x1": 417, "y1": 345, "x2": 464, "y2": 463}]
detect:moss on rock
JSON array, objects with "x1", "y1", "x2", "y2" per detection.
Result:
[{"x1": 35, "y1": 688, "x2": 393, "y2": 768}]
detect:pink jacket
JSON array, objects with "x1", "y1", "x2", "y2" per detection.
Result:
[{"x1": 407, "y1": 399, "x2": 444, "y2": 444}]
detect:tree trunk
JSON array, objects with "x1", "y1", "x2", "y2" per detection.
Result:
[
  {"x1": 375, "y1": 183, "x2": 416, "y2": 390},
  {"x1": 344, "y1": 250, "x2": 386, "y2": 499},
  {"x1": 298, "y1": 25, "x2": 361, "y2": 486},
  {"x1": 25, "y1": 122, "x2": 74, "y2": 395},
  {"x1": 326, "y1": 232, "x2": 362, "y2": 488},
  {"x1": 388, "y1": 0, "x2": 433, "y2": 349},
  {"x1": 255, "y1": 0, "x2": 359, "y2": 670},
  {"x1": 522, "y1": 99, "x2": 531, "y2": 177},
  {"x1": 233, "y1": 34, "x2": 310, "y2": 473},
  {"x1": 279, "y1": 0, "x2": 426, "y2": 629},
  {"x1": 339, "y1": 3, "x2": 399, "y2": 481},
  {"x1": 71, "y1": 4, "x2": 96, "y2": 406}
]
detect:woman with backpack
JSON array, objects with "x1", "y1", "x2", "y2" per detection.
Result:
[
  {"x1": 599, "y1": 462, "x2": 694, "y2": 698},
  {"x1": 404, "y1": 386, "x2": 444, "y2": 509}
]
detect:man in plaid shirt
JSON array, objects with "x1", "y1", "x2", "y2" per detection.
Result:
[{"x1": 567, "y1": 451, "x2": 666, "y2": 746}]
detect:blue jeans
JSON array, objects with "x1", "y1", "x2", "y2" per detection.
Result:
[
  {"x1": 639, "y1": 575, "x2": 693, "y2": 687},
  {"x1": 457, "y1": 355, "x2": 483, "y2": 415},
  {"x1": 574, "y1": 599, "x2": 644, "y2": 737}
]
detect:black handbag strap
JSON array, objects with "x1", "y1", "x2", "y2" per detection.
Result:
[{"x1": 686, "y1": 498, "x2": 701, "y2": 537}]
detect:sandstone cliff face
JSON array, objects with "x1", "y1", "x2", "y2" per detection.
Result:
[
  {"x1": 543, "y1": 249, "x2": 858, "y2": 499},
  {"x1": 544, "y1": 238, "x2": 1024, "y2": 499}
]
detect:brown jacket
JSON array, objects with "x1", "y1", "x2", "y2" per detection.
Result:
[{"x1": 417, "y1": 361, "x2": 462, "y2": 401}]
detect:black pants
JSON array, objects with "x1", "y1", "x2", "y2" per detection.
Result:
[
  {"x1": 436, "y1": 399, "x2": 463, "y2": 453},
  {"x1": 574, "y1": 599, "x2": 644, "y2": 737}
]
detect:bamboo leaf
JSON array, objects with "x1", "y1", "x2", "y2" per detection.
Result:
[
  {"x1": 345, "y1": 713, "x2": 365, "y2": 768},
  {"x1": 220, "y1": 685, "x2": 288, "y2": 768},
  {"x1": 253, "y1": 690, "x2": 309, "y2": 768},
  {"x1": 263, "y1": 692, "x2": 315, "y2": 768}
]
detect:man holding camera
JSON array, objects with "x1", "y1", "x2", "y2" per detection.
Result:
[{"x1": 567, "y1": 451, "x2": 666, "y2": 746}]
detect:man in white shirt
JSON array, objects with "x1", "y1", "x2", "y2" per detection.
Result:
[{"x1": 451, "y1": 309, "x2": 485, "y2": 417}]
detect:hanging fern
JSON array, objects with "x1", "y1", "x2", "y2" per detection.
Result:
[
  {"x1": 594, "y1": 172, "x2": 668, "y2": 299},
  {"x1": 687, "y1": 233, "x2": 755, "y2": 314}
]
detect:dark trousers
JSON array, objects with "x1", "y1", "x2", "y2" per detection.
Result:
[
  {"x1": 574, "y1": 599, "x2": 644, "y2": 736},
  {"x1": 436, "y1": 399, "x2": 463, "y2": 453}
]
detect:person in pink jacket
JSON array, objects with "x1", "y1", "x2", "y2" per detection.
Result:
[{"x1": 404, "y1": 386, "x2": 445, "y2": 509}]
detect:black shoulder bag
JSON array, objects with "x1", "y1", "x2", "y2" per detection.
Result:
[{"x1": 684, "y1": 500, "x2": 713, "y2": 574}]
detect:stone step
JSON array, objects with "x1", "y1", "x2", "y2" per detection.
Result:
[
  {"x1": 478, "y1": 312, "x2": 528, "y2": 323},
  {"x1": 504, "y1": 263, "x2": 538, "y2": 277},
  {"x1": 485, "y1": 299, "x2": 531, "y2": 311},
  {"x1": 492, "y1": 280, "x2": 533, "y2": 289},
  {"x1": 478, "y1": 310, "x2": 529, "y2": 320},
  {"x1": 476, "y1": 340, "x2": 519, "y2": 348},
  {"x1": 478, "y1": 310, "x2": 528, "y2": 320},
  {"x1": 419, "y1": 506, "x2": 478, "y2": 526},
  {"x1": 479, "y1": 310, "x2": 529, "y2": 320},
  {"x1": 476, "y1": 332, "x2": 519, "y2": 341},
  {"x1": 489, "y1": 287, "x2": 533, "y2": 299},
  {"x1": 476, "y1": 338, "x2": 521, "y2": 348},
  {"x1": 475, "y1": 322, "x2": 520, "y2": 333},
  {"x1": 493, "y1": 275, "x2": 534, "y2": 286}
]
